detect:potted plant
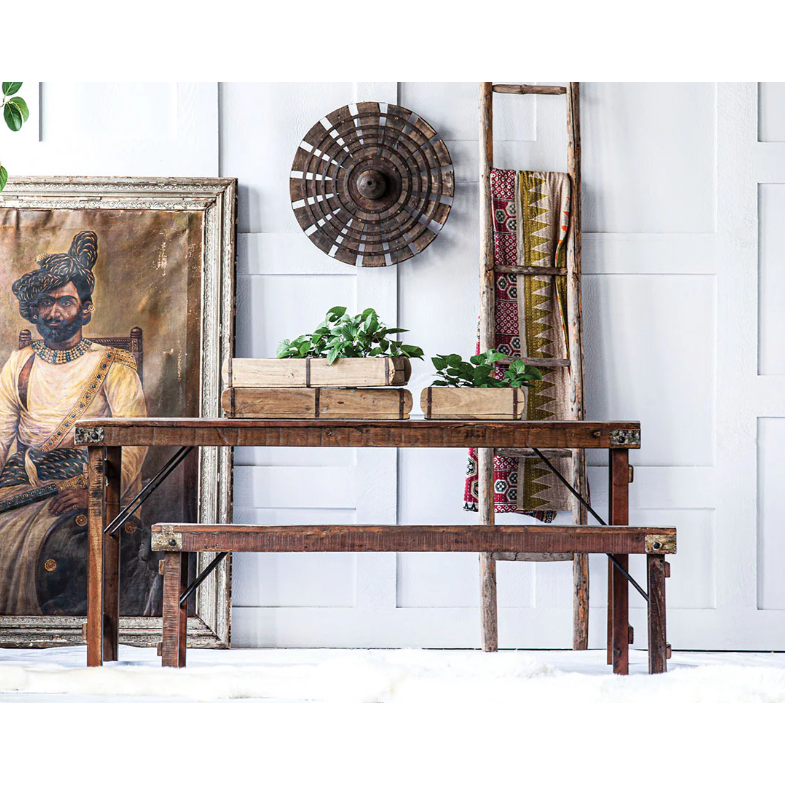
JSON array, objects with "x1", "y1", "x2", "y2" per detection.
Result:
[
  {"x1": 421, "y1": 350, "x2": 543, "y2": 420},
  {"x1": 223, "y1": 306, "x2": 424, "y2": 389},
  {"x1": 221, "y1": 307, "x2": 423, "y2": 419}
]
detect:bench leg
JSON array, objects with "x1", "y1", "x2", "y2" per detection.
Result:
[
  {"x1": 647, "y1": 554, "x2": 668, "y2": 674},
  {"x1": 87, "y1": 446, "x2": 106, "y2": 667},
  {"x1": 102, "y1": 447, "x2": 122, "y2": 662},
  {"x1": 609, "y1": 449, "x2": 629, "y2": 675},
  {"x1": 161, "y1": 552, "x2": 188, "y2": 668}
]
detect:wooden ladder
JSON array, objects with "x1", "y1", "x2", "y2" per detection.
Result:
[{"x1": 478, "y1": 82, "x2": 588, "y2": 651}]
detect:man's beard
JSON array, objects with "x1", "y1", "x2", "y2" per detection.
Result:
[{"x1": 35, "y1": 316, "x2": 83, "y2": 344}]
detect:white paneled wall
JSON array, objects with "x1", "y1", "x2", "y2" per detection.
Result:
[
  {"x1": 224, "y1": 82, "x2": 782, "y2": 650},
  {"x1": 7, "y1": 82, "x2": 785, "y2": 649}
]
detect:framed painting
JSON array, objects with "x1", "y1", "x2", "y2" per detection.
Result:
[{"x1": 0, "y1": 177, "x2": 236, "y2": 648}]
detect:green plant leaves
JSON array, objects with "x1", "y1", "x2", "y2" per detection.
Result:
[
  {"x1": 8, "y1": 96, "x2": 28, "y2": 122},
  {"x1": 0, "y1": 166, "x2": 7, "y2": 192},
  {"x1": 275, "y1": 307, "x2": 424, "y2": 365},
  {"x1": 4, "y1": 101, "x2": 23, "y2": 132},
  {"x1": 430, "y1": 351, "x2": 544, "y2": 389},
  {"x1": 2, "y1": 83, "x2": 22, "y2": 97}
]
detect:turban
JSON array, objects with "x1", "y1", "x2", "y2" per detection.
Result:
[{"x1": 12, "y1": 231, "x2": 98, "y2": 323}]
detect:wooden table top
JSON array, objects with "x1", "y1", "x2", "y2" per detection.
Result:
[{"x1": 75, "y1": 417, "x2": 641, "y2": 449}]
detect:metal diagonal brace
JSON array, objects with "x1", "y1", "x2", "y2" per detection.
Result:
[
  {"x1": 530, "y1": 447, "x2": 649, "y2": 603},
  {"x1": 105, "y1": 446, "x2": 194, "y2": 535},
  {"x1": 179, "y1": 552, "x2": 228, "y2": 607}
]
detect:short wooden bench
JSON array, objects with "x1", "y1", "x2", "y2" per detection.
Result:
[{"x1": 151, "y1": 522, "x2": 675, "y2": 673}]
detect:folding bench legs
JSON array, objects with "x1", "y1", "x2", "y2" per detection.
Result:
[
  {"x1": 161, "y1": 552, "x2": 189, "y2": 668},
  {"x1": 647, "y1": 554, "x2": 668, "y2": 674}
]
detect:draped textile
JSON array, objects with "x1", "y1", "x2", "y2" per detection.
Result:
[{"x1": 464, "y1": 168, "x2": 573, "y2": 518}]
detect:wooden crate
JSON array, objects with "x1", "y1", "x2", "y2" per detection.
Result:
[
  {"x1": 222, "y1": 387, "x2": 413, "y2": 419},
  {"x1": 222, "y1": 357, "x2": 411, "y2": 388},
  {"x1": 421, "y1": 387, "x2": 524, "y2": 420}
]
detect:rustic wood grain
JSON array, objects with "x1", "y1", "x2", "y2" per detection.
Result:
[
  {"x1": 150, "y1": 523, "x2": 676, "y2": 555},
  {"x1": 609, "y1": 449, "x2": 630, "y2": 675},
  {"x1": 492, "y1": 84, "x2": 567, "y2": 95},
  {"x1": 566, "y1": 81, "x2": 590, "y2": 651},
  {"x1": 493, "y1": 265, "x2": 567, "y2": 276},
  {"x1": 478, "y1": 80, "x2": 497, "y2": 663},
  {"x1": 77, "y1": 418, "x2": 642, "y2": 450},
  {"x1": 102, "y1": 447, "x2": 122, "y2": 662},
  {"x1": 222, "y1": 357, "x2": 412, "y2": 388},
  {"x1": 421, "y1": 387, "x2": 522, "y2": 420},
  {"x1": 496, "y1": 447, "x2": 573, "y2": 459},
  {"x1": 224, "y1": 387, "x2": 413, "y2": 420},
  {"x1": 647, "y1": 554, "x2": 668, "y2": 674},
  {"x1": 161, "y1": 552, "x2": 189, "y2": 668},
  {"x1": 478, "y1": 447, "x2": 498, "y2": 651},
  {"x1": 86, "y1": 445, "x2": 106, "y2": 667},
  {"x1": 290, "y1": 103, "x2": 454, "y2": 267}
]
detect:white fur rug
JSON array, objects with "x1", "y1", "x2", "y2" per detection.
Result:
[{"x1": 2, "y1": 646, "x2": 785, "y2": 702}]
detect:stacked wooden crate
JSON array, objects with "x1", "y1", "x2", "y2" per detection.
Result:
[{"x1": 221, "y1": 357, "x2": 413, "y2": 419}]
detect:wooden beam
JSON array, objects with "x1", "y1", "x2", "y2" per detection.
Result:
[
  {"x1": 647, "y1": 554, "x2": 668, "y2": 674},
  {"x1": 161, "y1": 552, "x2": 189, "y2": 668},
  {"x1": 567, "y1": 81, "x2": 590, "y2": 652},
  {"x1": 151, "y1": 523, "x2": 677, "y2": 555},
  {"x1": 493, "y1": 84, "x2": 566, "y2": 95},
  {"x1": 495, "y1": 357, "x2": 570, "y2": 367},
  {"x1": 86, "y1": 445, "x2": 106, "y2": 667},
  {"x1": 102, "y1": 447, "x2": 122, "y2": 663},
  {"x1": 609, "y1": 449, "x2": 630, "y2": 675},
  {"x1": 77, "y1": 419, "x2": 642, "y2": 450},
  {"x1": 495, "y1": 447, "x2": 573, "y2": 459},
  {"x1": 494, "y1": 265, "x2": 567, "y2": 276}
]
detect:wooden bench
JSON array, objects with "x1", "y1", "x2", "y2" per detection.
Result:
[{"x1": 151, "y1": 522, "x2": 675, "y2": 674}]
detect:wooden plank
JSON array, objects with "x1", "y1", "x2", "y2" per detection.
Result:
[
  {"x1": 567, "y1": 82, "x2": 589, "y2": 651},
  {"x1": 478, "y1": 81, "x2": 495, "y2": 360},
  {"x1": 647, "y1": 554, "x2": 668, "y2": 674},
  {"x1": 495, "y1": 357, "x2": 570, "y2": 367},
  {"x1": 222, "y1": 357, "x2": 412, "y2": 388},
  {"x1": 86, "y1": 445, "x2": 106, "y2": 667},
  {"x1": 609, "y1": 449, "x2": 630, "y2": 675},
  {"x1": 223, "y1": 388, "x2": 413, "y2": 420},
  {"x1": 492, "y1": 84, "x2": 567, "y2": 95},
  {"x1": 421, "y1": 387, "x2": 522, "y2": 420},
  {"x1": 494, "y1": 265, "x2": 567, "y2": 276},
  {"x1": 77, "y1": 418, "x2": 642, "y2": 450},
  {"x1": 161, "y1": 552, "x2": 188, "y2": 668},
  {"x1": 102, "y1": 447, "x2": 121, "y2": 662},
  {"x1": 150, "y1": 523, "x2": 676, "y2": 555},
  {"x1": 493, "y1": 552, "x2": 572, "y2": 562},
  {"x1": 478, "y1": 447, "x2": 497, "y2": 651},
  {"x1": 496, "y1": 447, "x2": 573, "y2": 459}
]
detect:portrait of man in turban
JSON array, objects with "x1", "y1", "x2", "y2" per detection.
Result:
[{"x1": 0, "y1": 230, "x2": 152, "y2": 615}]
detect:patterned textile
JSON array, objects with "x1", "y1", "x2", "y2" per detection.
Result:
[
  {"x1": 464, "y1": 168, "x2": 573, "y2": 518},
  {"x1": 0, "y1": 447, "x2": 86, "y2": 489}
]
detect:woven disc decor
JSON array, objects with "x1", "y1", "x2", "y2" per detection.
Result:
[{"x1": 290, "y1": 102, "x2": 454, "y2": 267}]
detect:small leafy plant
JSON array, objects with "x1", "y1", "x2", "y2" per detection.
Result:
[
  {"x1": 276, "y1": 306, "x2": 425, "y2": 366},
  {"x1": 1, "y1": 82, "x2": 30, "y2": 191},
  {"x1": 431, "y1": 350, "x2": 543, "y2": 388}
]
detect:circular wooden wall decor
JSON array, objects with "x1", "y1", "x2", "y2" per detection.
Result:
[{"x1": 290, "y1": 102, "x2": 455, "y2": 267}]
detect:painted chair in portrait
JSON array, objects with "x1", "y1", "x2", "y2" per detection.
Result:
[{"x1": 17, "y1": 327, "x2": 156, "y2": 616}]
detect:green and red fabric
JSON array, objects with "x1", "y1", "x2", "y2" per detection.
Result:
[{"x1": 464, "y1": 168, "x2": 573, "y2": 520}]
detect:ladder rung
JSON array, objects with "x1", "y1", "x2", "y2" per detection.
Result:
[
  {"x1": 493, "y1": 552, "x2": 573, "y2": 562},
  {"x1": 495, "y1": 357, "x2": 570, "y2": 368},
  {"x1": 492, "y1": 84, "x2": 567, "y2": 96},
  {"x1": 495, "y1": 265, "x2": 566, "y2": 276},
  {"x1": 496, "y1": 448, "x2": 574, "y2": 459}
]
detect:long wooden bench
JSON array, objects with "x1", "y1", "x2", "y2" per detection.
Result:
[{"x1": 151, "y1": 522, "x2": 675, "y2": 673}]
